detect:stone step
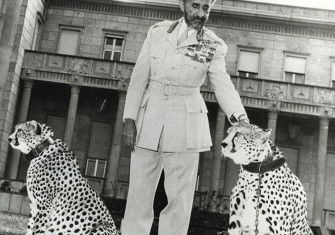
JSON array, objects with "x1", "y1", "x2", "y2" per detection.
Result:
[{"x1": 0, "y1": 211, "x2": 28, "y2": 235}]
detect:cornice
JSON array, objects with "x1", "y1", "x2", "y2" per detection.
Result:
[
  {"x1": 65, "y1": 0, "x2": 335, "y2": 25},
  {"x1": 48, "y1": 0, "x2": 335, "y2": 40}
]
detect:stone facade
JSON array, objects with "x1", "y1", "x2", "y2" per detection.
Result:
[
  {"x1": 0, "y1": 0, "x2": 45, "y2": 177},
  {"x1": 1, "y1": 0, "x2": 335, "y2": 231}
]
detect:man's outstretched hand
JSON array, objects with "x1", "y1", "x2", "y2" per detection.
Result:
[{"x1": 123, "y1": 118, "x2": 137, "y2": 152}]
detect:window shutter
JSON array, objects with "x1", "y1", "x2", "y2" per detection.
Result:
[
  {"x1": 238, "y1": 50, "x2": 260, "y2": 73},
  {"x1": 58, "y1": 29, "x2": 80, "y2": 55},
  {"x1": 285, "y1": 56, "x2": 306, "y2": 74}
]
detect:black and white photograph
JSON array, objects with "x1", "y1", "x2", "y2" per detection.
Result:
[{"x1": 0, "y1": 0, "x2": 334, "y2": 234}]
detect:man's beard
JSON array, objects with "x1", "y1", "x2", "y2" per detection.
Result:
[{"x1": 184, "y1": 12, "x2": 206, "y2": 30}]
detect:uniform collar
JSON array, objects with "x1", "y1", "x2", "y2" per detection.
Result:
[
  {"x1": 166, "y1": 17, "x2": 203, "y2": 48},
  {"x1": 178, "y1": 18, "x2": 197, "y2": 41}
]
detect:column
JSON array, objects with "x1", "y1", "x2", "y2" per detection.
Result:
[
  {"x1": 8, "y1": 80, "x2": 34, "y2": 179},
  {"x1": 104, "y1": 92, "x2": 126, "y2": 197},
  {"x1": 267, "y1": 110, "x2": 278, "y2": 143},
  {"x1": 63, "y1": 86, "x2": 80, "y2": 147},
  {"x1": 312, "y1": 117, "x2": 329, "y2": 226},
  {"x1": 209, "y1": 108, "x2": 226, "y2": 192},
  {"x1": 0, "y1": 0, "x2": 22, "y2": 94}
]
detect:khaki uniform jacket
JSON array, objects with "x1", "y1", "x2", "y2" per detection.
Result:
[{"x1": 123, "y1": 18, "x2": 247, "y2": 152}]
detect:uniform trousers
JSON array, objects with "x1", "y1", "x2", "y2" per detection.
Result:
[{"x1": 121, "y1": 147, "x2": 199, "y2": 235}]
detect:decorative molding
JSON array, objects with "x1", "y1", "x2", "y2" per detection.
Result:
[
  {"x1": 237, "y1": 45, "x2": 264, "y2": 51},
  {"x1": 22, "y1": 51, "x2": 335, "y2": 118},
  {"x1": 284, "y1": 51, "x2": 311, "y2": 57},
  {"x1": 48, "y1": 0, "x2": 335, "y2": 41},
  {"x1": 67, "y1": 58, "x2": 90, "y2": 74},
  {"x1": 264, "y1": 84, "x2": 285, "y2": 100}
]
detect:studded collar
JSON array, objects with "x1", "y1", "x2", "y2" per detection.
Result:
[
  {"x1": 242, "y1": 154, "x2": 287, "y2": 174},
  {"x1": 31, "y1": 137, "x2": 54, "y2": 158}
]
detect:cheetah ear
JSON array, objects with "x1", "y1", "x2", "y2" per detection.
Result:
[{"x1": 35, "y1": 122, "x2": 42, "y2": 135}]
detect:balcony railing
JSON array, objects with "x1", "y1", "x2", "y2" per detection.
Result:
[{"x1": 22, "y1": 50, "x2": 335, "y2": 118}]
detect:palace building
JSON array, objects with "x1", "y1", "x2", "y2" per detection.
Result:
[{"x1": 0, "y1": 0, "x2": 334, "y2": 233}]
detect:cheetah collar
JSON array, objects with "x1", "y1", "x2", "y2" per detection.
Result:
[
  {"x1": 242, "y1": 156, "x2": 287, "y2": 174},
  {"x1": 31, "y1": 137, "x2": 54, "y2": 158}
]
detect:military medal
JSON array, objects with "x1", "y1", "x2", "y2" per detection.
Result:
[{"x1": 185, "y1": 29, "x2": 219, "y2": 64}]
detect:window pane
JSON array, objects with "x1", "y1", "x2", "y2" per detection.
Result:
[
  {"x1": 103, "y1": 51, "x2": 112, "y2": 60},
  {"x1": 86, "y1": 159, "x2": 96, "y2": 176},
  {"x1": 332, "y1": 60, "x2": 335, "y2": 81},
  {"x1": 295, "y1": 73, "x2": 305, "y2": 84},
  {"x1": 238, "y1": 71, "x2": 247, "y2": 77},
  {"x1": 58, "y1": 29, "x2": 80, "y2": 55},
  {"x1": 106, "y1": 37, "x2": 114, "y2": 45},
  {"x1": 87, "y1": 122, "x2": 112, "y2": 159},
  {"x1": 113, "y1": 52, "x2": 121, "y2": 61},
  {"x1": 96, "y1": 160, "x2": 106, "y2": 178},
  {"x1": 103, "y1": 35, "x2": 124, "y2": 61},
  {"x1": 115, "y1": 38, "x2": 123, "y2": 46},
  {"x1": 248, "y1": 72, "x2": 258, "y2": 78},
  {"x1": 238, "y1": 50, "x2": 260, "y2": 73},
  {"x1": 285, "y1": 72, "x2": 293, "y2": 82}
]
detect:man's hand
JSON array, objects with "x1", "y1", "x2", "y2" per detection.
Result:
[
  {"x1": 231, "y1": 113, "x2": 250, "y2": 127},
  {"x1": 123, "y1": 118, "x2": 137, "y2": 152}
]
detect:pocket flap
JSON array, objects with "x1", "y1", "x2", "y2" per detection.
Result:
[{"x1": 185, "y1": 98, "x2": 208, "y2": 113}]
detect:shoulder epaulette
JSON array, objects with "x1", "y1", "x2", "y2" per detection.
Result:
[{"x1": 167, "y1": 20, "x2": 179, "y2": 33}]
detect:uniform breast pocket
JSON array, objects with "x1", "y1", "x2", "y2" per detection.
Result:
[{"x1": 184, "y1": 97, "x2": 212, "y2": 149}]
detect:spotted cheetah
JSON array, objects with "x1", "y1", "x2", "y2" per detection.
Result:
[
  {"x1": 221, "y1": 124, "x2": 312, "y2": 235},
  {"x1": 9, "y1": 120, "x2": 118, "y2": 234}
]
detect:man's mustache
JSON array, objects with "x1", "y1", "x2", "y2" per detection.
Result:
[{"x1": 191, "y1": 16, "x2": 206, "y2": 23}]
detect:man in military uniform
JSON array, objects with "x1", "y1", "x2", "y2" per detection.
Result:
[{"x1": 121, "y1": 0, "x2": 249, "y2": 234}]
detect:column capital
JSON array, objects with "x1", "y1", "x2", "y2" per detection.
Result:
[
  {"x1": 319, "y1": 115, "x2": 330, "y2": 121},
  {"x1": 268, "y1": 100, "x2": 281, "y2": 111},
  {"x1": 319, "y1": 107, "x2": 333, "y2": 118},
  {"x1": 118, "y1": 91, "x2": 127, "y2": 99},
  {"x1": 268, "y1": 110, "x2": 279, "y2": 119},
  {"x1": 319, "y1": 116, "x2": 330, "y2": 130},
  {"x1": 23, "y1": 80, "x2": 34, "y2": 89},
  {"x1": 70, "y1": 85, "x2": 80, "y2": 95}
]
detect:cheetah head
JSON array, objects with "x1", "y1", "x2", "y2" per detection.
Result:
[
  {"x1": 8, "y1": 120, "x2": 54, "y2": 154},
  {"x1": 221, "y1": 124, "x2": 272, "y2": 165}
]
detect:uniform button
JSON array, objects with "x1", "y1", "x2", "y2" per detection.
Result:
[{"x1": 164, "y1": 96, "x2": 168, "y2": 100}]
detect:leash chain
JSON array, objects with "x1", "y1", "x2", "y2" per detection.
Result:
[{"x1": 255, "y1": 161, "x2": 264, "y2": 235}]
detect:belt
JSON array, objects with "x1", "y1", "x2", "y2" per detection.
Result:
[{"x1": 148, "y1": 80, "x2": 200, "y2": 96}]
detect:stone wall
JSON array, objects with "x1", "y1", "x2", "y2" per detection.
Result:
[
  {"x1": 41, "y1": 1, "x2": 335, "y2": 88},
  {"x1": 0, "y1": 0, "x2": 45, "y2": 177},
  {"x1": 41, "y1": 7, "x2": 154, "y2": 62}
]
